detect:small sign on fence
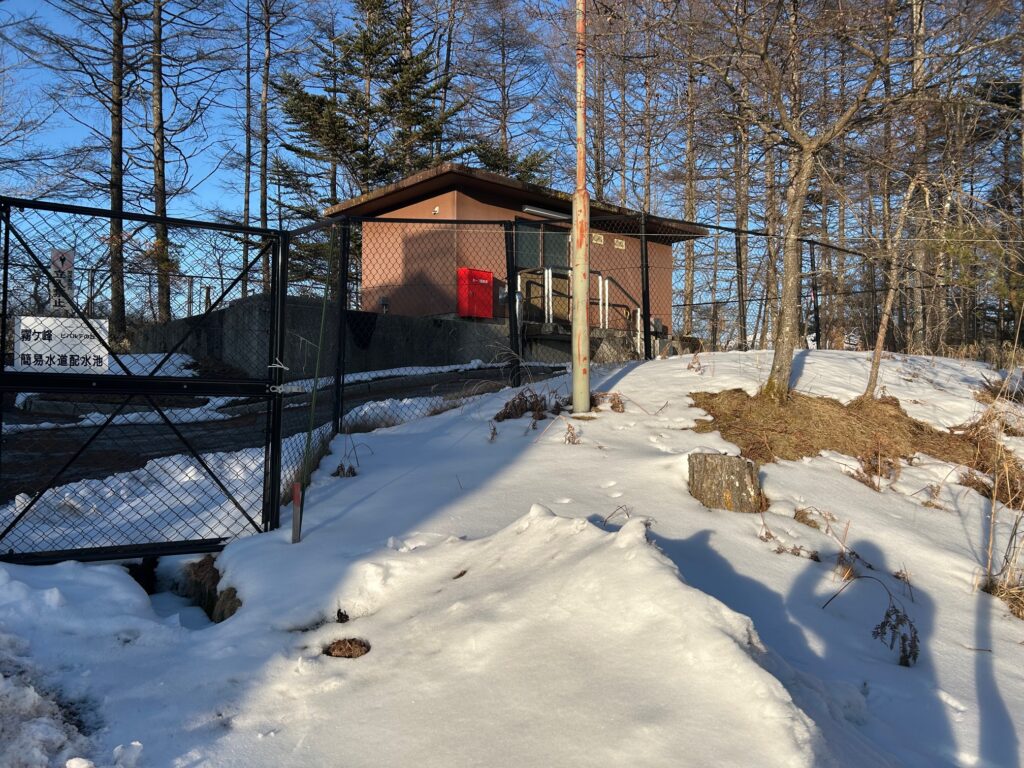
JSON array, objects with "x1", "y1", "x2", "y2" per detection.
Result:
[
  {"x1": 13, "y1": 315, "x2": 110, "y2": 374},
  {"x1": 48, "y1": 248, "x2": 75, "y2": 317}
]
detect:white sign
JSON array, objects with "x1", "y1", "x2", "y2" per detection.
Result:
[
  {"x1": 14, "y1": 315, "x2": 109, "y2": 374},
  {"x1": 48, "y1": 248, "x2": 75, "y2": 316}
]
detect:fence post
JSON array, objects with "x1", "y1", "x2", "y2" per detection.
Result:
[
  {"x1": 264, "y1": 231, "x2": 288, "y2": 532},
  {"x1": 503, "y1": 222, "x2": 522, "y2": 387},
  {"x1": 639, "y1": 212, "x2": 652, "y2": 360},
  {"x1": 333, "y1": 219, "x2": 350, "y2": 434}
]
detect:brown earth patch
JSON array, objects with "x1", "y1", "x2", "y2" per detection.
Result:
[
  {"x1": 178, "y1": 554, "x2": 242, "y2": 622},
  {"x1": 323, "y1": 638, "x2": 371, "y2": 658}
]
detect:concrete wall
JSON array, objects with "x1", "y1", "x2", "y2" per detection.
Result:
[
  {"x1": 133, "y1": 294, "x2": 516, "y2": 379},
  {"x1": 131, "y1": 291, "x2": 648, "y2": 379},
  {"x1": 132, "y1": 293, "x2": 273, "y2": 378}
]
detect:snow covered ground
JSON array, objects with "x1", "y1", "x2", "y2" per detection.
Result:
[{"x1": 1, "y1": 350, "x2": 1022, "y2": 767}]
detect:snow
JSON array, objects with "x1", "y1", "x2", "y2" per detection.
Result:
[
  {"x1": 1, "y1": 430, "x2": 318, "y2": 554},
  {"x1": 0, "y1": 631, "x2": 89, "y2": 768},
  {"x1": 6, "y1": 359, "x2": 549, "y2": 435},
  {"x1": 1, "y1": 349, "x2": 1023, "y2": 767}
]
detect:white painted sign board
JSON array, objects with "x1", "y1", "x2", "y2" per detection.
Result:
[{"x1": 13, "y1": 315, "x2": 110, "y2": 373}]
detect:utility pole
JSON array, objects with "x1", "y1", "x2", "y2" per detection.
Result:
[{"x1": 571, "y1": 0, "x2": 591, "y2": 413}]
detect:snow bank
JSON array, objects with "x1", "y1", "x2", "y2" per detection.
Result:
[
  {"x1": 0, "y1": 508, "x2": 832, "y2": 767},
  {"x1": 0, "y1": 632, "x2": 89, "y2": 768},
  {"x1": 3, "y1": 350, "x2": 1023, "y2": 767}
]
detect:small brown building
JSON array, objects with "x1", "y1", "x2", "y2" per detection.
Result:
[{"x1": 325, "y1": 163, "x2": 705, "y2": 336}]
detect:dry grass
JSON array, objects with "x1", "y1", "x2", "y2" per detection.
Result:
[
  {"x1": 692, "y1": 389, "x2": 1024, "y2": 507},
  {"x1": 323, "y1": 638, "x2": 371, "y2": 658},
  {"x1": 794, "y1": 507, "x2": 820, "y2": 530},
  {"x1": 494, "y1": 388, "x2": 548, "y2": 422},
  {"x1": 982, "y1": 578, "x2": 1024, "y2": 620}
]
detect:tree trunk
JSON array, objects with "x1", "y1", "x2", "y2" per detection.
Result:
[
  {"x1": 734, "y1": 121, "x2": 749, "y2": 349},
  {"x1": 762, "y1": 145, "x2": 780, "y2": 348},
  {"x1": 687, "y1": 453, "x2": 763, "y2": 513},
  {"x1": 152, "y1": 0, "x2": 171, "y2": 323},
  {"x1": 908, "y1": 0, "x2": 928, "y2": 353},
  {"x1": 764, "y1": 148, "x2": 816, "y2": 401},
  {"x1": 259, "y1": 0, "x2": 271, "y2": 290},
  {"x1": 682, "y1": 59, "x2": 697, "y2": 335},
  {"x1": 435, "y1": 0, "x2": 457, "y2": 159},
  {"x1": 109, "y1": 0, "x2": 127, "y2": 342},
  {"x1": 866, "y1": 178, "x2": 918, "y2": 397},
  {"x1": 242, "y1": 1, "x2": 252, "y2": 297}
]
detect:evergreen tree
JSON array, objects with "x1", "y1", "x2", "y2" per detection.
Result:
[{"x1": 280, "y1": 0, "x2": 455, "y2": 196}]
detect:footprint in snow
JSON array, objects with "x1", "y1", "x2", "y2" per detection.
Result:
[
  {"x1": 600, "y1": 480, "x2": 617, "y2": 489},
  {"x1": 554, "y1": 497, "x2": 574, "y2": 504}
]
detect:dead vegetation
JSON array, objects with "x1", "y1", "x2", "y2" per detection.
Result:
[
  {"x1": 793, "y1": 507, "x2": 821, "y2": 529},
  {"x1": 691, "y1": 389, "x2": 1024, "y2": 508},
  {"x1": 323, "y1": 638, "x2": 371, "y2": 658},
  {"x1": 493, "y1": 388, "x2": 548, "y2": 422},
  {"x1": 177, "y1": 555, "x2": 242, "y2": 622},
  {"x1": 982, "y1": 578, "x2": 1024, "y2": 620},
  {"x1": 694, "y1": 387, "x2": 1024, "y2": 621},
  {"x1": 564, "y1": 423, "x2": 581, "y2": 445}
]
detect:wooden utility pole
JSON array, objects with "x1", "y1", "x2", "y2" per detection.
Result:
[{"x1": 571, "y1": 0, "x2": 590, "y2": 413}]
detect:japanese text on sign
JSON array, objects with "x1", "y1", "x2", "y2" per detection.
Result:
[{"x1": 13, "y1": 316, "x2": 109, "y2": 374}]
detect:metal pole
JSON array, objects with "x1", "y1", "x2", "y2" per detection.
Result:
[
  {"x1": 639, "y1": 212, "x2": 652, "y2": 359},
  {"x1": 86, "y1": 269, "x2": 95, "y2": 317},
  {"x1": 503, "y1": 223, "x2": 522, "y2": 387},
  {"x1": 263, "y1": 231, "x2": 287, "y2": 532},
  {"x1": 571, "y1": 0, "x2": 590, "y2": 413},
  {"x1": 0, "y1": 204, "x2": 9, "y2": 450},
  {"x1": 333, "y1": 220, "x2": 350, "y2": 433}
]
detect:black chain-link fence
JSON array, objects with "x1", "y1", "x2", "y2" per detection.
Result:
[
  {"x1": 0, "y1": 200, "x2": 704, "y2": 563},
  {"x1": 0, "y1": 197, "x2": 284, "y2": 563},
  {"x1": 670, "y1": 228, "x2": 877, "y2": 353}
]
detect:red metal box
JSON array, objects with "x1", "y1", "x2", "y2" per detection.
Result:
[{"x1": 457, "y1": 268, "x2": 494, "y2": 318}]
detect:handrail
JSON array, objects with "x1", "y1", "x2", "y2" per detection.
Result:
[{"x1": 516, "y1": 266, "x2": 642, "y2": 332}]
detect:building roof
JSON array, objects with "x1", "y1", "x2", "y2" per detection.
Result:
[{"x1": 324, "y1": 162, "x2": 707, "y2": 242}]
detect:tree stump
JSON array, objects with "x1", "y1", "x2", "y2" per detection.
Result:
[{"x1": 687, "y1": 453, "x2": 763, "y2": 513}]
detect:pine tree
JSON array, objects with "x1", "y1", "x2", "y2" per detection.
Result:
[{"x1": 280, "y1": 0, "x2": 455, "y2": 195}]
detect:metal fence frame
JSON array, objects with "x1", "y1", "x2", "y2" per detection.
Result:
[
  {"x1": 0, "y1": 202, "x2": 668, "y2": 565},
  {"x1": 0, "y1": 196, "x2": 288, "y2": 564}
]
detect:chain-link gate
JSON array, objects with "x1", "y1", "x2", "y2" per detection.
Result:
[{"x1": 0, "y1": 197, "x2": 287, "y2": 564}]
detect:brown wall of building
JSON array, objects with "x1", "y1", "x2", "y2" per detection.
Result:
[
  {"x1": 357, "y1": 187, "x2": 676, "y2": 332},
  {"x1": 360, "y1": 191, "x2": 457, "y2": 317}
]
